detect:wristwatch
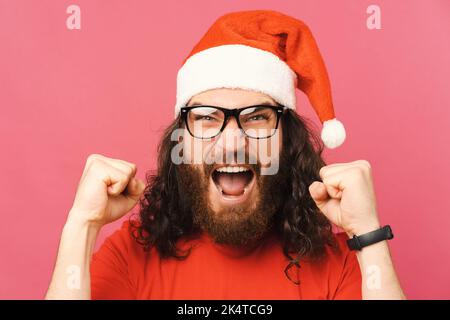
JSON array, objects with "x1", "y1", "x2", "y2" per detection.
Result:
[{"x1": 347, "y1": 225, "x2": 394, "y2": 251}]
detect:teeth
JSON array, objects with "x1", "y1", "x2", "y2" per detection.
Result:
[{"x1": 215, "y1": 166, "x2": 250, "y2": 173}]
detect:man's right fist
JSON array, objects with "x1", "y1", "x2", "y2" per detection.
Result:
[{"x1": 68, "y1": 154, "x2": 146, "y2": 227}]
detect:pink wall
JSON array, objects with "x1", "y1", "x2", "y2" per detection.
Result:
[{"x1": 1, "y1": 0, "x2": 449, "y2": 299}]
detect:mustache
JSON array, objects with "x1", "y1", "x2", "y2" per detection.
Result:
[{"x1": 202, "y1": 150, "x2": 262, "y2": 178}]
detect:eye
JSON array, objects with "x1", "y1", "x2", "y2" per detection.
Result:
[
  {"x1": 244, "y1": 114, "x2": 270, "y2": 122},
  {"x1": 189, "y1": 107, "x2": 223, "y2": 122},
  {"x1": 194, "y1": 115, "x2": 216, "y2": 121},
  {"x1": 248, "y1": 114, "x2": 267, "y2": 121}
]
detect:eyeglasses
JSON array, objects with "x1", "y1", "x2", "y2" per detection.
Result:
[
  {"x1": 180, "y1": 105, "x2": 284, "y2": 139},
  {"x1": 284, "y1": 258, "x2": 300, "y2": 285}
]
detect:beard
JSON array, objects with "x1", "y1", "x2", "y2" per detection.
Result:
[{"x1": 176, "y1": 152, "x2": 289, "y2": 247}]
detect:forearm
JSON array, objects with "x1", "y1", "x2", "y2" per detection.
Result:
[
  {"x1": 356, "y1": 239, "x2": 406, "y2": 300},
  {"x1": 45, "y1": 213, "x2": 100, "y2": 300}
]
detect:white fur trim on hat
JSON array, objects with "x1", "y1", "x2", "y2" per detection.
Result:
[
  {"x1": 175, "y1": 44, "x2": 297, "y2": 116},
  {"x1": 321, "y1": 118, "x2": 346, "y2": 149}
]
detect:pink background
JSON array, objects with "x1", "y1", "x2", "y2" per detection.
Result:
[{"x1": 1, "y1": 0, "x2": 449, "y2": 299}]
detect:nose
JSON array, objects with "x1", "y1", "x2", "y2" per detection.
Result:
[
  {"x1": 223, "y1": 116, "x2": 240, "y2": 131},
  {"x1": 214, "y1": 117, "x2": 246, "y2": 162}
]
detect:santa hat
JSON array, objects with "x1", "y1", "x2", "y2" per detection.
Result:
[{"x1": 175, "y1": 10, "x2": 346, "y2": 149}]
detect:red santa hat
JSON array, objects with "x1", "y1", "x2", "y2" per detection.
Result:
[{"x1": 175, "y1": 10, "x2": 346, "y2": 149}]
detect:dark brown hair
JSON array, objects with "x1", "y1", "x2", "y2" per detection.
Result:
[{"x1": 131, "y1": 109, "x2": 336, "y2": 264}]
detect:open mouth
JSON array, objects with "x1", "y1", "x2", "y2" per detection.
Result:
[{"x1": 211, "y1": 165, "x2": 255, "y2": 198}]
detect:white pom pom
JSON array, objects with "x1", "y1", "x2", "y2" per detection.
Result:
[{"x1": 321, "y1": 118, "x2": 346, "y2": 149}]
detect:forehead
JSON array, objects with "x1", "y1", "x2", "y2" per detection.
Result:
[{"x1": 187, "y1": 88, "x2": 278, "y2": 109}]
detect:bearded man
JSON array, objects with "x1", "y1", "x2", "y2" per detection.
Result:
[{"x1": 46, "y1": 10, "x2": 405, "y2": 300}]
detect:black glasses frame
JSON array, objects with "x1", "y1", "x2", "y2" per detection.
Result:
[
  {"x1": 180, "y1": 105, "x2": 285, "y2": 140},
  {"x1": 284, "y1": 258, "x2": 301, "y2": 285}
]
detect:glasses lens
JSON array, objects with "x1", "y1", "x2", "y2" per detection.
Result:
[
  {"x1": 239, "y1": 106, "x2": 278, "y2": 138},
  {"x1": 187, "y1": 107, "x2": 224, "y2": 138}
]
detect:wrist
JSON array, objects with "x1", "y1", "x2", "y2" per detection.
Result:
[
  {"x1": 345, "y1": 219, "x2": 381, "y2": 238},
  {"x1": 65, "y1": 210, "x2": 103, "y2": 234},
  {"x1": 61, "y1": 220, "x2": 100, "y2": 259},
  {"x1": 66, "y1": 208, "x2": 106, "y2": 230}
]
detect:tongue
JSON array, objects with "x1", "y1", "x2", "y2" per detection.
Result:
[{"x1": 216, "y1": 173, "x2": 248, "y2": 196}]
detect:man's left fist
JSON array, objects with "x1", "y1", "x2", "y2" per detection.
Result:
[{"x1": 309, "y1": 160, "x2": 381, "y2": 237}]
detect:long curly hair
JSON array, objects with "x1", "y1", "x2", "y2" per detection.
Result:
[{"x1": 131, "y1": 109, "x2": 336, "y2": 266}]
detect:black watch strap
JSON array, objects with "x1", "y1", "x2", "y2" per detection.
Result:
[{"x1": 347, "y1": 225, "x2": 394, "y2": 251}]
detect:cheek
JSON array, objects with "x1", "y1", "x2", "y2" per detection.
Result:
[
  {"x1": 270, "y1": 130, "x2": 282, "y2": 157},
  {"x1": 182, "y1": 131, "x2": 211, "y2": 164},
  {"x1": 251, "y1": 131, "x2": 282, "y2": 166}
]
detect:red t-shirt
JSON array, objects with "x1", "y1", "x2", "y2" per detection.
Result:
[{"x1": 90, "y1": 221, "x2": 362, "y2": 299}]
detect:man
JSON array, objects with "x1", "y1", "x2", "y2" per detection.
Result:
[{"x1": 46, "y1": 10, "x2": 405, "y2": 299}]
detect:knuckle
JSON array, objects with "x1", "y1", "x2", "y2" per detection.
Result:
[
  {"x1": 90, "y1": 158, "x2": 110, "y2": 175},
  {"x1": 357, "y1": 159, "x2": 371, "y2": 169},
  {"x1": 351, "y1": 166, "x2": 366, "y2": 179},
  {"x1": 86, "y1": 153, "x2": 103, "y2": 167},
  {"x1": 122, "y1": 161, "x2": 137, "y2": 176},
  {"x1": 88, "y1": 159, "x2": 103, "y2": 173},
  {"x1": 126, "y1": 162, "x2": 135, "y2": 172},
  {"x1": 119, "y1": 170, "x2": 130, "y2": 181},
  {"x1": 125, "y1": 167, "x2": 134, "y2": 176},
  {"x1": 358, "y1": 160, "x2": 372, "y2": 177},
  {"x1": 319, "y1": 166, "x2": 327, "y2": 177},
  {"x1": 87, "y1": 153, "x2": 101, "y2": 161},
  {"x1": 118, "y1": 162, "x2": 134, "y2": 176},
  {"x1": 86, "y1": 154, "x2": 96, "y2": 164}
]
